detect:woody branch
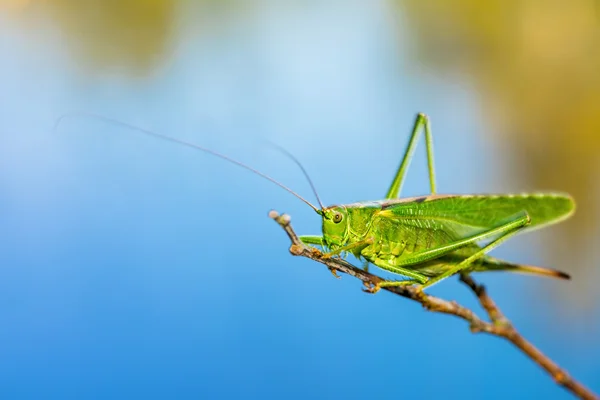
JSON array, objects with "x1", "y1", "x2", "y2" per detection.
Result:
[{"x1": 269, "y1": 210, "x2": 597, "y2": 400}]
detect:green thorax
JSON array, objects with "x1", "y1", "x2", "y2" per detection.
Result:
[{"x1": 320, "y1": 200, "x2": 460, "y2": 258}]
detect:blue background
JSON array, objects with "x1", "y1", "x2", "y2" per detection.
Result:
[{"x1": 0, "y1": 2, "x2": 598, "y2": 399}]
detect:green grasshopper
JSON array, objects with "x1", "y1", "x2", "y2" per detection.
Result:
[
  {"x1": 297, "y1": 114, "x2": 574, "y2": 292},
  {"x1": 59, "y1": 112, "x2": 574, "y2": 292}
]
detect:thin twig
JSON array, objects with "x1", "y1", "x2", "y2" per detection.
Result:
[{"x1": 270, "y1": 210, "x2": 598, "y2": 400}]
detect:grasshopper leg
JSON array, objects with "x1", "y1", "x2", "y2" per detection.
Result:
[
  {"x1": 299, "y1": 235, "x2": 325, "y2": 247},
  {"x1": 369, "y1": 258, "x2": 430, "y2": 284},
  {"x1": 299, "y1": 235, "x2": 334, "y2": 276},
  {"x1": 300, "y1": 235, "x2": 375, "y2": 259},
  {"x1": 388, "y1": 211, "x2": 531, "y2": 268},
  {"x1": 361, "y1": 258, "x2": 429, "y2": 294},
  {"x1": 328, "y1": 268, "x2": 341, "y2": 279},
  {"x1": 420, "y1": 214, "x2": 531, "y2": 288},
  {"x1": 361, "y1": 260, "x2": 370, "y2": 272},
  {"x1": 385, "y1": 113, "x2": 437, "y2": 199},
  {"x1": 321, "y1": 237, "x2": 374, "y2": 259}
]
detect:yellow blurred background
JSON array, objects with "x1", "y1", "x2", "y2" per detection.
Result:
[{"x1": 399, "y1": 0, "x2": 600, "y2": 309}]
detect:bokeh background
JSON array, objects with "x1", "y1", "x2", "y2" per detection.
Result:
[{"x1": 1, "y1": 1, "x2": 599, "y2": 399}]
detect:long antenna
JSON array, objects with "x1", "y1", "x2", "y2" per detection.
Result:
[
  {"x1": 54, "y1": 112, "x2": 323, "y2": 214},
  {"x1": 266, "y1": 142, "x2": 324, "y2": 211}
]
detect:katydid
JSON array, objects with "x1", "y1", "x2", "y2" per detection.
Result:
[{"x1": 58, "y1": 112, "x2": 575, "y2": 292}]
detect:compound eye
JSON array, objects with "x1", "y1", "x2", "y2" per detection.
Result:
[{"x1": 333, "y1": 212, "x2": 343, "y2": 223}]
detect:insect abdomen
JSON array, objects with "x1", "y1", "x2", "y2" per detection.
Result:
[{"x1": 364, "y1": 217, "x2": 458, "y2": 263}]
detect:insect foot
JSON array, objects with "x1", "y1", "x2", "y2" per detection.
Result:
[
  {"x1": 364, "y1": 279, "x2": 422, "y2": 294},
  {"x1": 362, "y1": 282, "x2": 382, "y2": 294},
  {"x1": 328, "y1": 268, "x2": 341, "y2": 279}
]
